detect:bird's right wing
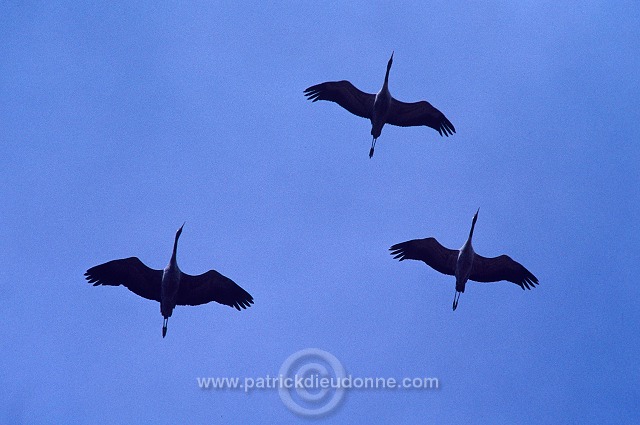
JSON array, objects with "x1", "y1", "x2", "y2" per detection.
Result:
[
  {"x1": 470, "y1": 254, "x2": 539, "y2": 290},
  {"x1": 304, "y1": 80, "x2": 375, "y2": 119},
  {"x1": 176, "y1": 269, "x2": 254, "y2": 311},
  {"x1": 387, "y1": 98, "x2": 456, "y2": 136},
  {"x1": 85, "y1": 257, "x2": 162, "y2": 302},
  {"x1": 389, "y1": 237, "x2": 458, "y2": 276}
]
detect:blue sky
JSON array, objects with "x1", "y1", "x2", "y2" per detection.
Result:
[{"x1": 1, "y1": 1, "x2": 639, "y2": 423}]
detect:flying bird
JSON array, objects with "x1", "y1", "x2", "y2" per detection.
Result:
[
  {"x1": 85, "y1": 223, "x2": 253, "y2": 337},
  {"x1": 304, "y1": 52, "x2": 455, "y2": 158},
  {"x1": 389, "y1": 209, "x2": 538, "y2": 311}
]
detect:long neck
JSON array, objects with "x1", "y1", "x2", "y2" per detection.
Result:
[
  {"x1": 468, "y1": 218, "x2": 477, "y2": 242},
  {"x1": 170, "y1": 233, "x2": 180, "y2": 266},
  {"x1": 383, "y1": 63, "x2": 391, "y2": 89}
]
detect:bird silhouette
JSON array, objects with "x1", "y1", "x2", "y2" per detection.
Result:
[
  {"x1": 390, "y1": 209, "x2": 538, "y2": 310},
  {"x1": 304, "y1": 52, "x2": 455, "y2": 158},
  {"x1": 85, "y1": 223, "x2": 253, "y2": 337}
]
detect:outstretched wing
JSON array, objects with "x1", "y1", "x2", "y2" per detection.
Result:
[
  {"x1": 176, "y1": 270, "x2": 254, "y2": 310},
  {"x1": 470, "y1": 254, "x2": 539, "y2": 290},
  {"x1": 387, "y1": 98, "x2": 456, "y2": 136},
  {"x1": 390, "y1": 237, "x2": 458, "y2": 276},
  {"x1": 304, "y1": 80, "x2": 375, "y2": 119},
  {"x1": 85, "y1": 257, "x2": 162, "y2": 302}
]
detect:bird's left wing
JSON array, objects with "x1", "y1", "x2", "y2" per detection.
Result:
[
  {"x1": 85, "y1": 257, "x2": 162, "y2": 302},
  {"x1": 176, "y1": 270, "x2": 254, "y2": 310},
  {"x1": 390, "y1": 237, "x2": 458, "y2": 276},
  {"x1": 387, "y1": 98, "x2": 455, "y2": 136},
  {"x1": 304, "y1": 80, "x2": 375, "y2": 119},
  {"x1": 470, "y1": 254, "x2": 539, "y2": 290}
]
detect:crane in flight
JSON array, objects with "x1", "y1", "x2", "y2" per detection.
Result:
[
  {"x1": 85, "y1": 223, "x2": 253, "y2": 337},
  {"x1": 304, "y1": 52, "x2": 455, "y2": 158},
  {"x1": 390, "y1": 209, "x2": 538, "y2": 310}
]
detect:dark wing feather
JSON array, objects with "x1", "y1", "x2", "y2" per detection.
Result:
[
  {"x1": 387, "y1": 98, "x2": 456, "y2": 136},
  {"x1": 84, "y1": 257, "x2": 162, "y2": 302},
  {"x1": 176, "y1": 270, "x2": 254, "y2": 310},
  {"x1": 389, "y1": 237, "x2": 458, "y2": 276},
  {"x1": 470, "y1": 254, "x2": 539, "y2": 290},
  {"x1": 304, "y1": 80, "x2": 375, "y2": 119}
]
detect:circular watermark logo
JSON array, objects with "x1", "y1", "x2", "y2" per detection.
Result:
[{"x1": 278, "y1": 348, "x2": 346, "y2": 417}]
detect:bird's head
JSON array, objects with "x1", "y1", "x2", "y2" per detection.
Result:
[
  {"x1": 171, "y1": 222, "x2": 186, "y2": 262},
  {"x1": 472, "y1": 208, "x2": 479, "y2": 226},
  {"x1": 176, "y1": 222, "x2": 185, "y2": 240},
  {"x1": 467, "y1": 208, "x2": 480, "y2": 240}
]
